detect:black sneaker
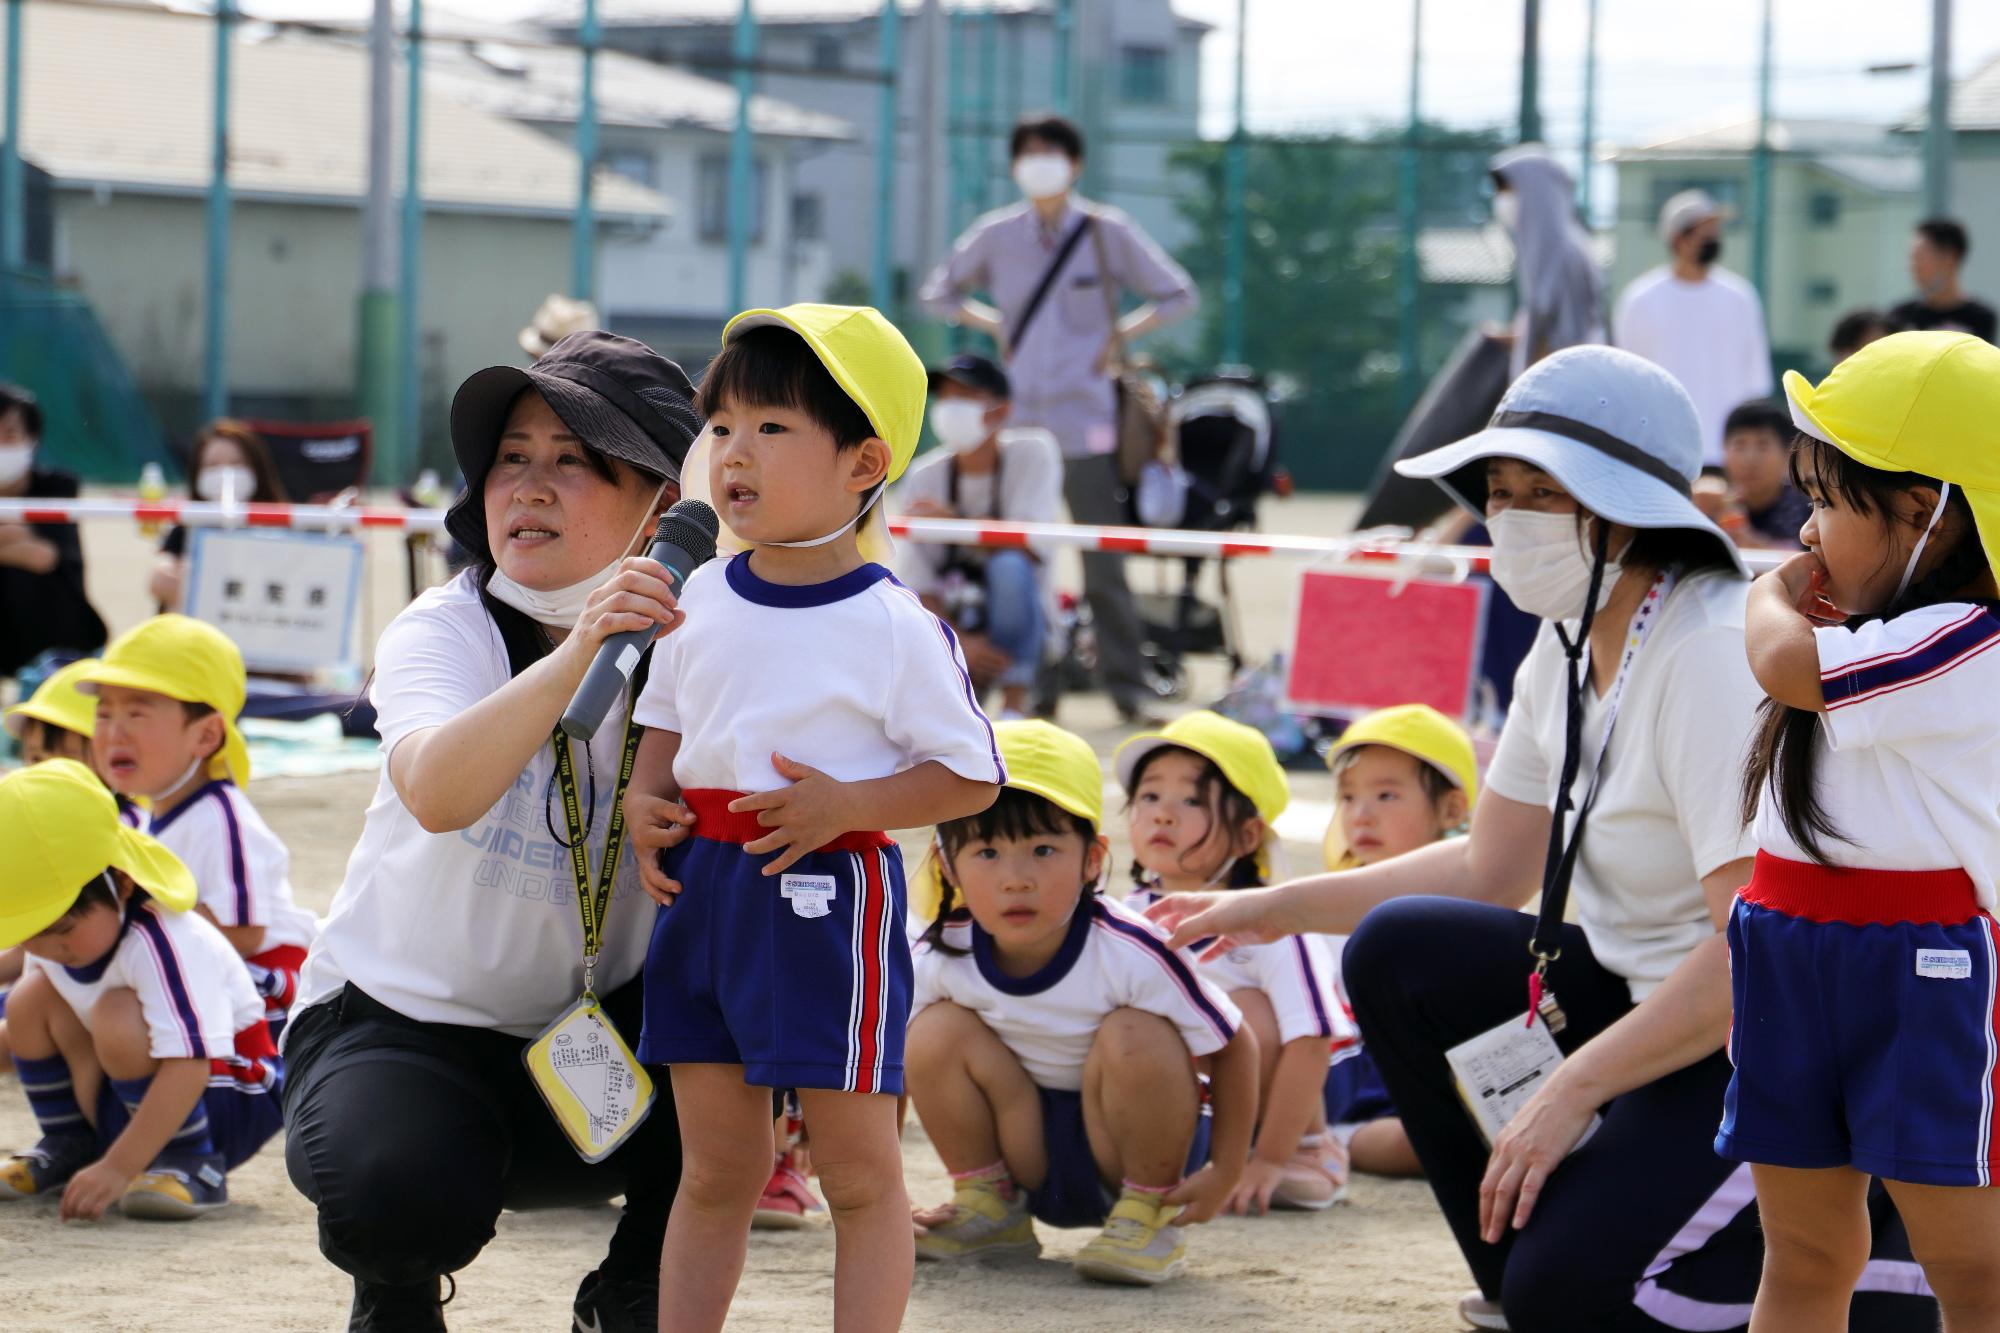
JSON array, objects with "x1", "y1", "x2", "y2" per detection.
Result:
[
  {"x1": 348, "y1": 1274, "x2": 452, "y2": 1331},
  {"x1": 0, "y1": 1134, "x2": 98, "y2": 1200},
  {"x1": 573, "y1": 1269, "x2": 658, "y2": 1333}
]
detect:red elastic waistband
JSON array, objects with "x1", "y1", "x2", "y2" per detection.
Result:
[
  {"x1": 248, "y1": 942, "x2": 308, "y2": 972},
  {"x1": 681, "y1": 789, "x2": 892, "y2": 853},
  {"x1": 1739, "y1": 851, "x2": 1979, "y2": 926}
]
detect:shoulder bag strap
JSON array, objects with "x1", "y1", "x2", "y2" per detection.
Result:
[
  {"x1": 1086, "y1": 208, "x2": 1131, "y2": 372},
  {"x1": 1006, "y1": 214, "x2": 1095, "y2": 356}
]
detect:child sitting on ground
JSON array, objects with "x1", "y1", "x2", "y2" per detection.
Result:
[
  {"x1": 909, "y1": 719, "x2": 1258, "y2": 1286},
  {"x1": 1320, "y1": 704, "x2": 1476, "y2": 1178},
  {"x1": 81, "y1": 616, "x2": 317, "y2": 1043},
  {"x1": 1116, "y1": 710, "x2": 1351, "y2": 1215},
  {"x1": 0, "y1": 759, "x2": 284, "y2": 1220}
]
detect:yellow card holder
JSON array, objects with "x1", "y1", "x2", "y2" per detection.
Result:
[{"x1": 524, "y1": 997, "x2": 657, "y2": 1163}]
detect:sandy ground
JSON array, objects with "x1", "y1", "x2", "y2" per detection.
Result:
[{"x1": 1, "y1": 493, "x2": 1482, "y2": 1330}]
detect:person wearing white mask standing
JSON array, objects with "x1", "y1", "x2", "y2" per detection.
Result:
[
  {"x1": 920, "y1": 115, "x2": 1196, "y2": 723},
  {"x1": 1146, "y1": 346, "x2": 1936, "y2": 1332},
  {"x1": 0, "y1": 381, "x2": 107, "y2": 679},
  {"x1": 895, "y1": 354, "x2": 1063, "y2": 720},
  {"x1": 282, "y1": 331, "x2": 700, "y2": 1332}
]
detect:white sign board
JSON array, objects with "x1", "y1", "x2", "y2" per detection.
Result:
[{"x1": 183, "y1": 528, "x2": 364, "y2": 673}]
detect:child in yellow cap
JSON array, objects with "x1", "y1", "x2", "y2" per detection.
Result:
[
  {"x1": 79, "y1": 615, "x2": 317, "y2": 1042},
  {"x1": 1727, "y1": 331, "x2": 2000, "y2": 1324},
  {"x1": 0, "y1": 760, "x2": 284, "y2": 1221},
  {"x1": 908, "y1": 720, "x2": 1258, "y2": 1287},
  {"x1": 1115, "y1": 710, "x2": 1355, "y2": 1217},
  {"x1": 622, "y1": 305, "x2": 1004, "y2": 1329},
  {"x1": 1320, "y1": 704, "x2": 1477, "y2": 1179}
]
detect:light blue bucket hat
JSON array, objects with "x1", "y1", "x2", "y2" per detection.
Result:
[{"x1": 1393, "y1": 344, "x2": 1748, "y2": 577}]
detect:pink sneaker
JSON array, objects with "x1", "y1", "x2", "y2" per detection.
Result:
[
  {"x1": 752, "y1": 1160, "x2": 823, "y2": 1230},
  {"x1": 1271, "y1": 1133, "x2": 1349, "y2": 1211}
]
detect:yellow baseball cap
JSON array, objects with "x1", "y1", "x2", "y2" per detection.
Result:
[
  {"x1": 4, "y1": 659, "x2": 100, "y2": 742},
  {"x1": 77, "y1": 614, "x2": 251, "y2": 787},
  {"x1": 912, "y1": 719, "x2": 1104, "y2": 923},
  {"x1": 1783, "y1": 331, "x2": 2000, "y2": 576},
  {"x1": 1324, "y1": 705, "x2": 1478, "y2": 869},
  {"x1": 1114, "y1": 710, "x2": 1290, "y2": 824},
  {"x1": 0, "y1": 759, "x2": 198, "y2": 949}
]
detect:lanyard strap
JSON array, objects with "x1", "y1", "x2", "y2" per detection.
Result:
[{"x1": 552, "y1": 712, "x2": 643, "y2": 1002}]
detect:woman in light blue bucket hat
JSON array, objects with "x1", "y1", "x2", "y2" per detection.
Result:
[{"x1": 1149, "y1": 345, "x2": 1936, "y2": 1332}]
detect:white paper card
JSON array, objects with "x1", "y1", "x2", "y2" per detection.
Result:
[{"x1": 1445, "y1": 1012, "x2": 1568, "y2": 1147}]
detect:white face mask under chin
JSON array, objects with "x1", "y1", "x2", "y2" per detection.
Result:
[
  {"x1": 486, "y1": 483, "x2": 666, "y2": 629},
  {"x1": 145, "y1": 755, "x2": 209, "y2": 803},
  {"x1": 766, "y1": 486, "x2": 885, "y2": 551},
  {"x1": 1487, "y1": 508, "x2": 1622, "y2": 621},
  {"x1": 1890, "y1": 482, "x2": 1953, "y2": 605}
]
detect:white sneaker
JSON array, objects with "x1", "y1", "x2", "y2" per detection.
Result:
[{"x1": 1458, "y1": 1290, "x2": 1509, "y2": 1330}]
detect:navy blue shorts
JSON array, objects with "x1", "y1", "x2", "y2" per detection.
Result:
[
  {"x1": 1719, "y1": 853, "x2": 2000, "y2": 1187},
  {"x1": 1026, "y1": 1083, "x2": 1213, "y2": 1229},
  {"x1": 94, "y1": 1059, "x2": 286, "y2": 1171},
  {"x1": 638, "y1": 790, "x2": 911, "y2": 1094},
  {"x1": 1323, "y1": 1046, "x2": 1396, "y2": 1127}
]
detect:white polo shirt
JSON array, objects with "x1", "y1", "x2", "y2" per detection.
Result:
[
  {"x1": 148, "y1": 780, "x2": 318, "y2": 953},
  {"x1": 912, "y1": 895, "x2": 1242, "y2": 1091}
]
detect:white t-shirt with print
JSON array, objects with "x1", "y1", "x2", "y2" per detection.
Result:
[
  {"x1": 1485, "y1": 570, "x2": 1761, "y2": 1002},
  {"x1": 148, "y1": 780, "x2": 318, "y2": 952},
  {"x1": 294, "y1": 571, "x2": 656, "y2": 1037},
  {"x1": 1753, "y1": 602, "x2": 2000, "y2": 908},
  {"x1": 912, "y1": 895, "x2": 1242, "y2": 1091}
]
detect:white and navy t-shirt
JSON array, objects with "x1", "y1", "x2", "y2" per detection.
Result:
[
  {"x1": 1123, "y1": 886, "x2": 1353, "y2": 1049},
  {"x1": 912, "y1": 895, "x2": 1242, "y2": 1091},
  {"x1": 634, "y1": 555, "x2": 1004, "y2": 795},
  {"x1": 1756, "y1": 602, "x2": 2000, "y2": 908},
  {"x1": 148, "y1": 780, "x2": 317, "y2": 952},
  {"x1": 24, "y1": 898, "x2": 275, "y2": 1086}
]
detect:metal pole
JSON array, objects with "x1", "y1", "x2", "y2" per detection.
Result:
[
  {"x1": 1221, "y1": 0, "x2": 1248, "y2": 364},
  {"x1": 203, "y1": 0, "x2": 237, "y2": 422},
  {"x1": 1925, "y1": 0, "x2": 1953, "y2": 216},
  {"x1": 915, "y1": 0, "x2": 942, "y2": 293},
  {"x1": 727, "y1": 0, "x2": 756, "y2": 311},
  {"x1": 1396, "y1": 0, "x2": 1422, "y2": 412},
  {"x1": 1518, "y1": 0, "x2": 1540, "y2": 143},
  {"x1": 397, "y1": 0, "x2": 423, "y2": 477},
  {"x1": 358, "y1": 0, "x2": 397, "y2": 478},
  {"x1": 1750, "y1": 0, "x2": 1773, "y2": 300},
  {"x1": 573, "y1": 0, "x2": 599, "y2": 302},
  {"x1": 1579, "y1": 0, "x2": 1598, "y2": 219},
  {"x1": 870, "y1": 0, "x2": 900, "y2": 314},
  {"x1": 1, "y1": 0, "x2": 22, "y2": 273},
  {"x1": 978, "y1": 2, "x2": 998, "y2": 211},
  {"x1": 1052, "y1": 0, "x2": 1073, "y2": 113}
]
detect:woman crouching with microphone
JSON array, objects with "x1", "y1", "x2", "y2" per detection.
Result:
[{"x1": 283, "y1": 333, "x2": 702, "y2": 1333}]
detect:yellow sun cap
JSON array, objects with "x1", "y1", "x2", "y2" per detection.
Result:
[
  {"x1": 0, "y1": 759, "x2": 198, "y2": 949},
  {"x1": 77, "y1": 614, "x2": 251, "y2": 787},
  {"x1": 1113, "y1": 710, "x2": 1289, "y2": 824},
  {"x1": 1782, "y1": 330, "x2": 2000, "y2": 575},
  {"x1": 1327, "y1": 704, "x2": 1479, "y2": 805},
  {"x1": 4, "y1": 659, "x2": 101, "y2": 742}
]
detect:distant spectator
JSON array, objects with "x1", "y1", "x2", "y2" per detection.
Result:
[
  {"x1": 0, "y1": 383, "x2": 107, "y2": 678},
  {"x1": 518, "y1": 293, "x2": 601, "y2": 361},
  {"x1": 1889, "y1": 218, "x2": 1997, "y2": 343},
  {"x1": 1488, "y1": 145, "x2": 1604, "y2": 379},
  {"x1": 1693, "y1": 400, "x2": 1808, "y2": 550},
  {"x1": 1827, "y1": 308, "x2": 1891, "y2": 364},
  {"x1": 1614, "y1": 190, "x2": 1773, "y2": 467},
  {"x1": 148, "y1": 420, "x2": 289, "y2": 613}
]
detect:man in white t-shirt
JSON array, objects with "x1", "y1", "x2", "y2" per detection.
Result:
[
  {"x1": 1613, "y1": 190, "x2": 1772, "y2": 467},
  {"x1": 896, "y1": 355, "x2": 1063, "y2": 722}
]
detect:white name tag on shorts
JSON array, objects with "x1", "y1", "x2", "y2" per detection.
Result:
[
  {"x1": 781, "y1": 874, "x2": 837, "y2": 919},
  {"x1": 1445, "y1": 1012, "x2": 1597, "y2": 1149},
  {"x1": 1916, "y1": 949, "x2": 1974, "y2": 980}
]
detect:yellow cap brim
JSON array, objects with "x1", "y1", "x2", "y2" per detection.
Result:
[
  {"x1": 4, "y1": 698, "x2": 88, "y2": 741},
  {"x1": 0, "y1": 821, "x2": 197, "y2": 949}
]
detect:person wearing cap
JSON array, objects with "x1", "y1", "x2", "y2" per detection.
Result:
[
  {"x1": 908, "y1": 719, "x2": 1258, "y2": 1286},
  {"x1": 1613, "y1": 189, "x2": 1773, "y2": 469},
  {"x1": 0, "y1": 760, "x2": 284, "y2": 1221},
  {"x1": 518, "y1": 292, "x2": 603, "y2": 361},
  {"x1": 1889, "y1": 217, "x2": 1997, "y2": 344},
  {"x1": 1487, "y1": 145, "x2": 1605, "y2": 381},
  {"x1": 895, "y1": 353, "x2": 1064, "y2": 721},
  {"x1": 622, "y1": 303, "x2": 1001, "y2": 1329},
  {"x1": 281, "y1": 331, "x2": 700, "y2": 1331},
  {"x1": 0, "y1": 381, "x2": 108, "y2": 679},
  {"x1": 1118, "y1": 711, "x2": 1353, "y2": 1217},
  {"x1": 920, "y1": 114, "x2": 1197, "y2": 724},
  {"x1": 1150, "y1": 346, "x2": 1936, "y2": 1331},
  {"x1": 1724, "y1": 331, "x2": 2000, "y2": 1324}
]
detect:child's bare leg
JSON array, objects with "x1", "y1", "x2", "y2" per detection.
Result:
[
  {"x1": 659, "y1": 1066, "x2": 776, "y2": 1333},
  {"x1": 1884, "y1": 1179, "x2": 2000, "y2": 1333},
  {"x1": 906, "y1": 1000, "x2": 1047, "y2": 1189},
  {"x1": 1748, "y1": 1164, "x2": 1871, "y2": 1333},
  {"x1": 1081, "y1": 1008, "x2": 1198, "y2": 1189},
  {"x1": 796, "y1": 1088, "x2": 911, "y2": 1333},
  {"x1": 1348, "y1": 1118, "x2": 1423, "y2": 1177}
]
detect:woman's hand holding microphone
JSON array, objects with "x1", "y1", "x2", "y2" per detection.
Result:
[{"x1": 560, "y1": 556, "x2": 687, "y2": 675}]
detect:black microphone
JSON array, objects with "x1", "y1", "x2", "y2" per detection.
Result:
[{"x1": 559, "y1": 498, "x2": 720, "y2": 740}]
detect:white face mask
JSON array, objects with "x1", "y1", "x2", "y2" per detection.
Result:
[
  {"x1": 485, "y1": 482, "x2": 666, "y2": 629},
  {"x1": 1492, "y1": 190, "x2": 1520, "y2": 233},
  {"x1": 0, "y1": 442, "x2": 32, "y2": 486},
  {"x1": 929, "y1": 400, "x2": 993, "y2": 455},
  {"x1": 144, "y1": 754, "x2": 209, "y2": 803},
  {"x1": 196, "y1": 464, "x2": 257, "y2": 501},
  {"x1": 1487, "y1": 508, "x2": 1622, "y2": 621},
  {"x1": 767, "y1": 486, "x2": 885, "y2": 551},
  {"x1": 1013, "y1": 153, "x2": 1073, "y2": 201}
]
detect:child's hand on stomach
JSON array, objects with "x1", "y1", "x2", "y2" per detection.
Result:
[{"x1": 732, "y1": 753, "x2": 862, "y2": 876}]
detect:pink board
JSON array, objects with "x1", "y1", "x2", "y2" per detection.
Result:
[{"x1": 1286, "y1": 570, "x2": 1488, "y2": 719}]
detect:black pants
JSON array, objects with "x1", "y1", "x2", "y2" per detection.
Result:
[
  {"x1": 282, "y1": 978, "x2": 682, "y2": 1289},
  {"x1": 1344, "y1": 896, "x2": 1934, "y2": 1333}
]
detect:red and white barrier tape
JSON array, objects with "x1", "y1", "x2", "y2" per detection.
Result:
[{"x1": 0, "y1": 497, "x2": 1787, "y2": 574}]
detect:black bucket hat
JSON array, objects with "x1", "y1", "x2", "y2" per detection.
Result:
[{"x1": 446, "y1": 330, "x2": 703, "y2": 560}]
